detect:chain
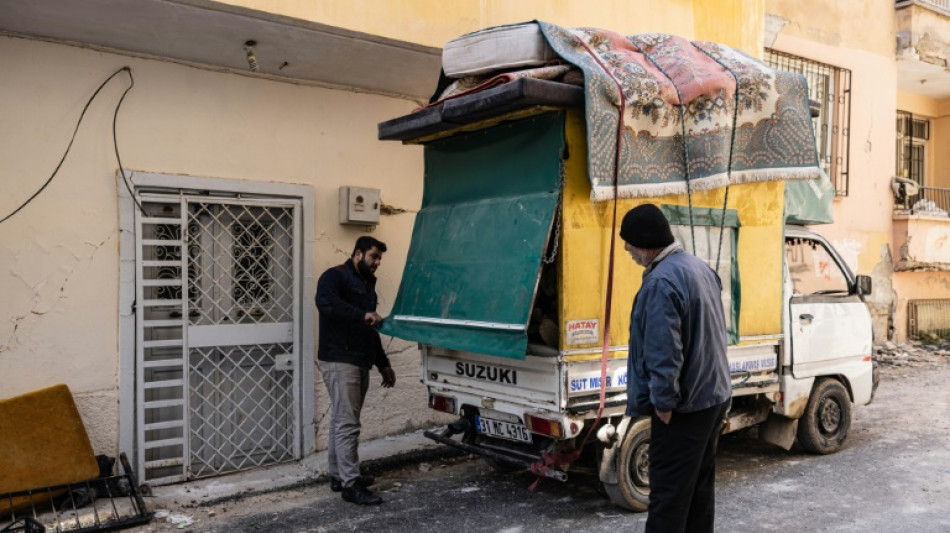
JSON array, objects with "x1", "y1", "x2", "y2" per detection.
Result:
[
  {"x1": 543, "y1": 171, "x2": 566, "y2": 264},
  {"x1": 543, "y1": 204, "x2": 561, "y2": 264}
]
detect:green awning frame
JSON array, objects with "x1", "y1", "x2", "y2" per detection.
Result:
[
  {"x1": 381, "y1": 112, "x2": 565, "y2": 359},
  {"x1": 660, "y1": 204, "x2": 741, "y2": 344}
]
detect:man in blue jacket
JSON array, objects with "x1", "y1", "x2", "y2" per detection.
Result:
[
  {"x1": 316, "y1": 236, "x2": 396, "y2": 506},
  {"x1": 621, "y1": 204, "x2": 731, "y2": 533}
]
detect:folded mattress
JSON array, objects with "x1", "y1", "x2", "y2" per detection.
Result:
[{"x1": 443, "y1": 23, "x2": 558, "y2": 78}]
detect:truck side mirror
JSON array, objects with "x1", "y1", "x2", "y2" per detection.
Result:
[{"x1": 855, "y1": 275, "x2": 872, "y2": 296}]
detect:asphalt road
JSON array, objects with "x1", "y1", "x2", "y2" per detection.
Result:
[{"x1": 142, "y1": 355, "x2": 950, "y2": 533}]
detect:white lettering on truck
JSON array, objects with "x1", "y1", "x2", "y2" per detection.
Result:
[{"x1": 455, "y1": 362, "x2": 518, "y2": 385}]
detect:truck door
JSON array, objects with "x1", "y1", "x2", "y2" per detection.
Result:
[{"x1": 786, "y1": 235, "x2": 872, "y2": 370}]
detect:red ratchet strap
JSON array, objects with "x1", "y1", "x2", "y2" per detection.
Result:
[{"x1": 528, "y1": 38, "x2": 626, "y2": 491}]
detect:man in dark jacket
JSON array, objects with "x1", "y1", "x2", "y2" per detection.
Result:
[
  {"x1": 621, "y1": 204, "x2": 731, "y2": 533},
  {"x1": 316, "y1": 236, "x2": 396, "y2": 506}
]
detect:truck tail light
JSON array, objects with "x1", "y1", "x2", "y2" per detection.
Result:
[
  {"x1": 525, "y1": 414, "x2": 563, "y2": 438},
  {"x1": 429, "y1": 394, "x2": 456, "y2": 414}
]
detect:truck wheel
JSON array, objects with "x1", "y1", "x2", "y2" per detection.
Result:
[
  {"x1": 603, "y1": 419, "x2": 650, "y2": 512},
  {"x1": 796, "y1": 378, "x2": 852, "y2": 454}
]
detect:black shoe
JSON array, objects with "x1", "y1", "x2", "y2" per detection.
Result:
[
  {"x1": 330, "y1": 475, "x2": 375, "y2": 492},
  {"x1": 341, "y1": 484, "x2": 382, "y2": 505}
]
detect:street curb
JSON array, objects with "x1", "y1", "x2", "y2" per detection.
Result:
[{"x1": 145, "y1": 428, "x2": 463, "y2": 510}]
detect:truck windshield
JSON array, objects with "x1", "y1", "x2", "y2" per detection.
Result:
[{"x1": 785, "y1": 237, "x2": 850, "y2": 296}]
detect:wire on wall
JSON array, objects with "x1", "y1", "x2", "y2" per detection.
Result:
[{"x1": 0, "y1": 66, "x2": 141, "y2": 226}]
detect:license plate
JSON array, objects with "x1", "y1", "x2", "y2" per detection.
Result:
[{"x1": 475, "y1": 416, "x2": 533, "y2": 443}]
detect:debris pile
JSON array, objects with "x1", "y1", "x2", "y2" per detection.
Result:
[{"x1": 873, "y1": 340, "x2": 950, "y2": 367}]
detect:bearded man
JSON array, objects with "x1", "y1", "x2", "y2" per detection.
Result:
[{"x1": 316, "y1": 236, "x2": 396, "y2": 505}]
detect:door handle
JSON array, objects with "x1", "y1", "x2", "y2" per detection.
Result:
[{"x1": 799, "y1": 313, "x2": 814, "y2": 324}]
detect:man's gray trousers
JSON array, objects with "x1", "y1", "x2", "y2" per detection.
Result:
[{"x1": 321, "y1": 361, "x2": 370, "y2": 488}]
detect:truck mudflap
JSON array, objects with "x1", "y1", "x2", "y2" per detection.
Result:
[{"x1": 423, "y1": 420, "x2": 569, "y2": 482}]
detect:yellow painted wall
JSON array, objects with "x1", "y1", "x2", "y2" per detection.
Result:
[
  {"x1": 897, "y1": 91, "x2": 950, "y2": 191},
  {"x1": 898, "y1": 91, "x2": 942, "y2": 117},
  {"x1": 766, "y1": 0, "x2": 895, "y2": 58},
  {"x1": 218, "y1": 0, "x2": 771, "y2": 50},
  {"x1": 936, "y1": 114, "x2": 950, "y2": 189},
  {"x1": 1, "y1": 0, "x2": 771, "y2": 455},
  {"x1": 219, "y1": 0, "x2": 695, "y2": 48},
  {"x1": 0, "y1": 35, "x2": 434, "y2": 454},
  {"x1": 694, "y1": 0, "x2": 764, "y2": 56},
  {"x1": 892, "y1": 271, "x2": 950, "y2": 340},
  {"x1": 558, "y1": 110, "x2": 785, "y2": 355}
]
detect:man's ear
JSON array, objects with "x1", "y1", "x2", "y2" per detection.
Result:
[{"x1": 353, "y1": 250, "x2": 363, "y2": 262}]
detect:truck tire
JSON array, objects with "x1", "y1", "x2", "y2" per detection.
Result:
[
  {"x1": 603, "y1": 419, "x2": 651, "y2": 512},
  {"x1": 796, "y1": 378, "x2": 852, "y2": 454}
]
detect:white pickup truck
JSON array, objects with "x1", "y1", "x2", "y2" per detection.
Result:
[
  {"x1": 419, "y1": 225, "x2": 877, "y2": 511},
  {"x1": 377, "y1": 83, "x2": 877, "y2": 510}
]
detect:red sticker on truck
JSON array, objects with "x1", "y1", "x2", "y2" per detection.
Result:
[{"x1": 566, "y1": 319, "x2": 599, "y2": 346}]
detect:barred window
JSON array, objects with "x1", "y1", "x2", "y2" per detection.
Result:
[
  {"x1": 896, "y1": 110, "x2": 929, "y2": 187},
  {"x1": 764, "y1": 49, "x2": 852, "y2": 197}
]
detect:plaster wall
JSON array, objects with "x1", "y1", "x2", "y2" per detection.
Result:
[
  {"x1": 934, "y1": 114, "x2": 950, "y2": 189},
  {"x1": 896, "y1": 91, "x2": 950, "y2": 190},
  {"x1": 898, "y1": 4, "x2": 950, "y2": 63},
  {"x1": 769, "y1": 21, "x2": 896, "y2": 341},
  {"x1": 0, "y1": 35, "x2": 447, "y2": 456},
  {"x1": 766, "y1": 0, "x2": 895, "y2": 57},
  {"x1": 0, "y1": 0, "x2": 782, "y2": 462},
  {"x1": 769, "y1": 34, "x2": 895, "y2": 273},
  {"x1": 892, "y1": 271, "x2": 950, "y2": 341},
  {"x1": 898, "y1": 90, "x2": 942, "y2": 116},
  {"x1": 216, "y1": 0, "x2": 698, "y2": 49},
  {"x1": 893, "y1": 216, "x2": 950, "y2": 264}
]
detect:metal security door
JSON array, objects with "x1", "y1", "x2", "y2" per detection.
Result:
[{"x1": 135, "y1": 194, "x2": 301, "y2": 484}]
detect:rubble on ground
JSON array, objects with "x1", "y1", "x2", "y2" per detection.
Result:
[{"x1": 874, "y1": 339, "x2": 950, "y2": 367}]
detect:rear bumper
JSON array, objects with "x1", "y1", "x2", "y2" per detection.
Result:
[{"x1": 423, "y1": 423, "x2": 568, "y2": 482}]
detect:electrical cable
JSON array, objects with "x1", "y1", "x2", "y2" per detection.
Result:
[
  {"x1": 111, "y1": 68, "x2": 146, "y2": 215},
  {"x1": 0, "y1": 66, "x2": 141, "y2": 226}
]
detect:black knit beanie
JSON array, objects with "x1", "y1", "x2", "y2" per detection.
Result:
[{"x1": 620, "y1": 204, "x2": 675, "y2": 249}]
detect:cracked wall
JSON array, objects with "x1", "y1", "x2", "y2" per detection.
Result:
[
  {"x1": 766, "y1": 0, "x2": 895, "y2": 57},
  {"x1": 0, "y1": 35, "x2": 440, "y2": 457},
  {"x1": 768, "y1": 3, "x2": 898, "y2": 342}
]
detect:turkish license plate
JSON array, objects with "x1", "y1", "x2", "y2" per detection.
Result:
[{"x1": 475, "y1": 416, "x2": 533, "y2": 443}]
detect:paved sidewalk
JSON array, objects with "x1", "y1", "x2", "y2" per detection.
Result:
[{"x1": 145, "y1": 428, "x2": 455, "y2": 510}]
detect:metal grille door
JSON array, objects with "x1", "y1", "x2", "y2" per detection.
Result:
[{"x1": 135, "y1": 195, "x2": 301, "y2": 484}]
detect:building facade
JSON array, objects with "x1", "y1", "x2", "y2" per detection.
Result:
[
  {"x1": 0, "y1": 0, "x2": 765, "y2": 485},
  {"x1": 765, "y1": 0, "x2": 950, "y2": 343}
]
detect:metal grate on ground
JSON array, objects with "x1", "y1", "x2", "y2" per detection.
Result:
[{"x1": 0, "y1": 454, "x2": 149, "y2": 533}]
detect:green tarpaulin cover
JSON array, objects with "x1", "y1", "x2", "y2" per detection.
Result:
[
  {"x1": 380, "y1": 112, "x2": 564, "y2": 359},
  {"x1": 785, "y1": 171, "x2": 835, "y2": 225},
  {"x1": 660, "y1": 205, "x2": 741, "y2": 344}
]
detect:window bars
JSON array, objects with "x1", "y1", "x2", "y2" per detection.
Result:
[
  {"x1": 764, "y1": 49, "x2": 852, "y2": 197},
  {"x1": 908, "y1": 299, "x2": 950, "y2": 341},
  {"x1": 896, "y1": 110, "x2": 930, "y2": 187}
]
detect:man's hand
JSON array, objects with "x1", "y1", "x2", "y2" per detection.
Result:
[
  {"x1": 655, "y1": 408, "x2": 672, "y2": 425},
  {"x1": 380, "y1": 367, "x2": 396, "y2": 388},
  {"x1": 364, "y1": 312, "x2": 383, "y2": 327}
]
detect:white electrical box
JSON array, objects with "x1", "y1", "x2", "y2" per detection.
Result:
[{"x1": 339, "y1": 186, "x2": 381, "y2": 225}]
